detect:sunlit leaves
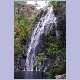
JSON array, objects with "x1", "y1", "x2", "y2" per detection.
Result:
[
  {"x1": 48, "y1": 1, "x2": 65, "y2": 15},
  {"x1": 14, "y1": 8, "x2": 32, "y2": 56},
  {"x1": 33, "y1": 53, "x2": 47, "y2": 68},
  {"x1": 46, "y1": 43, "x2": 58, "y2": 57},
  {"x1": 48, "y1": 1, "x2": 63, "y2": 9},
  {"x1": 33, "y1": 62, "x2": 40, "y2": 68}
]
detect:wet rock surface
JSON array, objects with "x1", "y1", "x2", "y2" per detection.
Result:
[{"x1": 14, "y1": 54, "x2": 26, "y2": 70}]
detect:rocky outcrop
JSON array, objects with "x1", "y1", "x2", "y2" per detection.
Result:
[
  {"x1": 55, "y1": 3, "x2": 66, "y2": 48},
  {"x1": 15, "y1": 3, "x2": 38, "y2": 18},
  {"x1": 55, "y1": 73, "x2": 66, "y2": 79},
  {"x1": 14, "y1": 54, "x2": 26, "y2": 70}
]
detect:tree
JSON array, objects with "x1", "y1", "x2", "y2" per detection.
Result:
[{"x1": 34, "y1": 1, "x2": 40, "y2": 7}]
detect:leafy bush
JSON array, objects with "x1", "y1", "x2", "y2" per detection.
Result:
[
  {"x1": 45, "y1": 35, "x2": 66, "y2": 78},
  {"x1": 14, "y1": 42, "x2": 22, "y2": 56},
  {"x1": 46, "y1": 43, "x2": 58, "y2": 58},
  {"x1": 14, "y1": 8, "x2": 32, "y2": 57},
  {"x1": 33, "y1": 53, "x2": 47, "y2": 68},
  {"x1": 48, "y1": 1, "x2": 66, "y2": 15},
  {"x1": 48, "y1": 1, "x2": 63, "y2": 10},
  {"x1": 14, "y1": 1, "x2": 26, "y2": 10},
  {"x1": 60, "y1": 59, "x2": 66, "y2": 73},
  {"x1": 47, "y1": 59, "x2": 66, "y2": 78}
]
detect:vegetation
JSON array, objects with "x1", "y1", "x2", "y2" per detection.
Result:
[
  {"x1": 33, "y1": 1, "x2": 66, "y2": 78},
  {"x1": 45, "y1": 1, "x2": 66, "y2": 78},
  {"x1": 14, "y1": 15, "x2": 32, "y2": 56},
  {"x1": 48, "y1": 1, "x2": 66, "y2": 15},
  {"x1": 14, "y1": 1, "x2": 66, "y2": 79},
  {"x1": 14, "y1": 1, "x2": 26, "y2": 10},
  {"x1": 14, "y1": 2, "x2": 32, "y2": 56},
  {"x1": 45, "y1": 34, "x2": 66, "y2": 78},
  {"x1": 14, "y1": 1, "x2": 46, "y2": 56},
  {"x1": 47, "y1": 59, "x2": 66, "y2": 78},
  {"x1": 33, "y1": 53, "x2": 47, "y2": 68}
]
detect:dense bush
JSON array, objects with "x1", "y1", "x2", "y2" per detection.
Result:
[
  {"x1": 47, "y1": 58, "x2": 66, "y2": 78},
  {"x1": 14, "y1": 3, "x2": 32, "y2": 56},
  {"x1": 14, "y1": 2, "x2": 45, "y2": 56},
  {"x1": 48, "y1": 1, "x2": 66, "y2": 15},
  {"x1": 46, "y1": 43, "x2": 58, "y2": 58},
  {"x1": 33, "y1": 53, "x2": 47, "y2": 68}
]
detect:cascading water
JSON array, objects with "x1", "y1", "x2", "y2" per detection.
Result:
[
  {"x1": 54, "y1": 17, "x2": 59, "y2": 36},
  {"x1": 25, "y1": 7, "x2": 59, "y2": 71}
]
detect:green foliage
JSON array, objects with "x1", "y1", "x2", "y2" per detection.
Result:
[
  {"x1": 14, "y1": 1, "x2": 26, "y2": 10},
  {"x1": 32, "y1": 12, "x2": 41, "y2": 24},
  {"x1": 46, "y1": 43, "x2": 58, "y2": 58},
  {"x1": 14, "y1": 1, "x2": 47, "y2": 57},
  {"x1": 31, "y1": 9, "x2": 46, "y2": 26},
  {"x1": 14, "y1": 1, "x2": 26, "y2": 5},
  {"x1": 14, "y1": 42, "x2": 22, "y2": 56},
  {"x1": 48, "y1": 1, "x2": 63, "y2": 9},
  {"x1": 33, "y1": 62, "x2": 40, "y2": 68},
  {"x1": 48, "y1": 68, "x2": 58, "y2": 78},
  {"x1": 14, "y1": 2, "x2": 66, "y2": 78},
  {"x1": 58, "y1": 48, "x2": 66, "y2": 59},
  {"x1": 34, "y1": 1, "x2": 40, "y2": 7},
  {"x1": 14, "y1": 4, "x2": 32, "y2": 56},
  {"x1": 48, "y1": 1, "x2": 65, "y2": 15},
  {"x1": 60, "y1": 59, "x2": 66, "y2": 73},
  {"x1": 47, "y1": 59, "x2": 66, "y2": 78},
  {"x1": 45, "y1": 35, "x2": 66, "y2": 78},
  {"x1": 14, "y1": 21, "x2": 32, "y2": 56},
  {"x1": 33, "y1": 53, "x2": 47, "y2": 68}
]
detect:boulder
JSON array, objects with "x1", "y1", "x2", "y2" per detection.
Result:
[{"x1": 55, "y1": 73, "x2": 66, "y2": 79}]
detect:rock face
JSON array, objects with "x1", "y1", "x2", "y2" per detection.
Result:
[
  {"x1": 15, "y1": 3, "x2": 38, "y2": 18},
  {"x1": 14, "y1": 54, "x2": 26, "y2": 70},
  {"x1": 55, "y1": 3, "x2": 66, "y2": 48},
  {"x1": 55, "y1": 73, "x2": 66, "y2": 79},
  {"x1": 36, "y1": 2, "x2": 66, "y2": 72}
]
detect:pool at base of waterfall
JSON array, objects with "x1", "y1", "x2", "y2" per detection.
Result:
[{"x1": 14, "y1": 70, "x2": 46, "y2": 79}]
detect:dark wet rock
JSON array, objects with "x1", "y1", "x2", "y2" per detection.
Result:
[
  {"x1": 55, "y1": 3, "x2": 66, "y2": 48},
  {"x1": 14, "y1": 53, "x2": 26, "y2": 70},
  {"x1": 20, "y1": 58, "x2": 26, "y2": 70}
]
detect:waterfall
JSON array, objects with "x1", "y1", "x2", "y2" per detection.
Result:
[
  {"x1": 54, "y1": 17, "x2": 59, "y2": 36},
  {"x1": 25, "y1": 7, "x2": 59, "y2": 71}
]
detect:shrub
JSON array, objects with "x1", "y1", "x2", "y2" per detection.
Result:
[{"x1": 33, "y1": 53, "x2": 47, "y2": 68}]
